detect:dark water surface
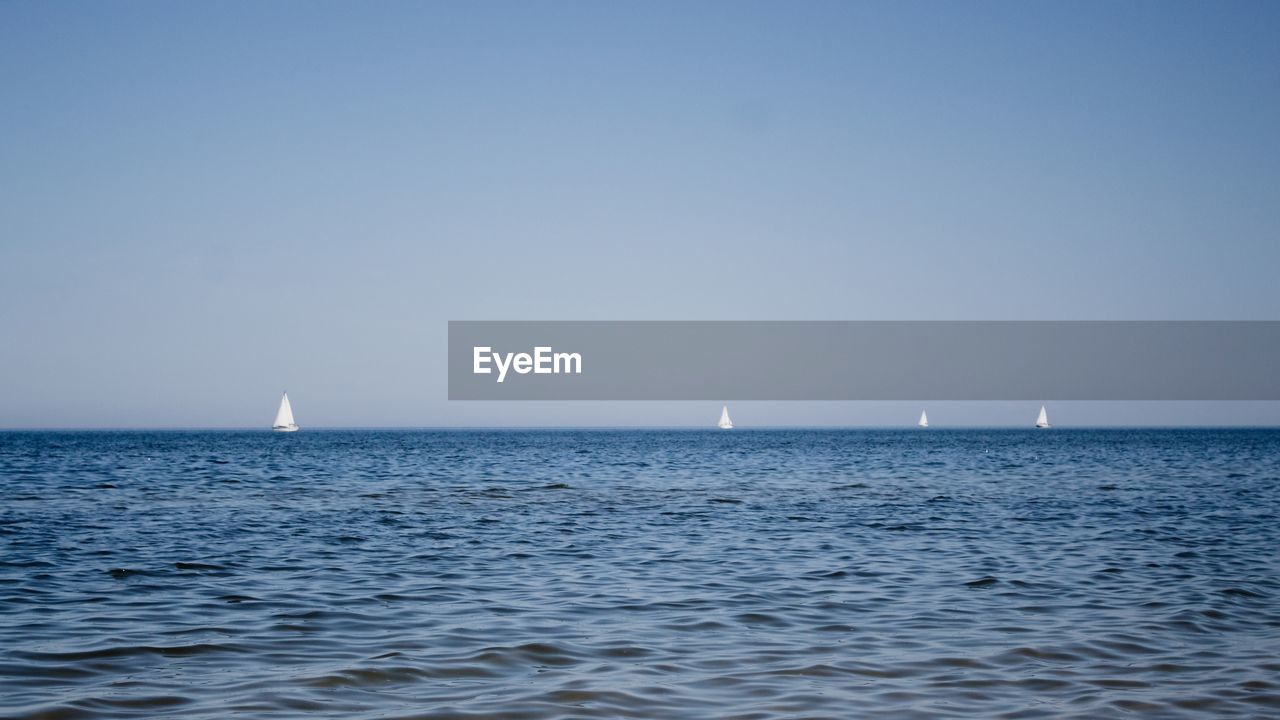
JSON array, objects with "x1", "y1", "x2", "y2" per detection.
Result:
[{"x1": 2, "y1": 429, "x2": 1279, "y2": 718}]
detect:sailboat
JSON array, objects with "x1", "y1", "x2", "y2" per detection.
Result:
[
  {"x1": 918, "y1": 410, "x2": 929, "y2": 428},
  {"x1": 272, "y1": 392, "x2": 299, "y2": 432},
  {"x1": 1035, "y1": 405, "x2": 1050, "y2": 429},
  {"x1": 718, "y1": 405, "x2": 734, "y2": 430}
]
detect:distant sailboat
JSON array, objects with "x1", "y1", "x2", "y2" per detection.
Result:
[
  {"x1": 918, "y1": 410, "x2": 929, "y2": 428},
  {"x1": 718, "y1": 405, "x2": 733, "y2": 430},
  {"x1": 273, "y1": 392, "x2": 299, "y2": 432},
  {"x1": 1035, "y1": 405, "x2": 1050, "y2": 429}
]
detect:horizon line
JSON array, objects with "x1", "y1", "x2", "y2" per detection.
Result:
[{"x1": 2, "y1": 424, "x2": 1279, "y2": 432}]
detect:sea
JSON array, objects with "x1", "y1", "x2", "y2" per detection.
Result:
[{"x1": 1, "y1": 429, "x2": 1278, "y2": 719}]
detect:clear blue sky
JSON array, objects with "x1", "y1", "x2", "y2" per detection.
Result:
[{"x1": 2, "y1": 1, "x2": 1278, "y2": 427}]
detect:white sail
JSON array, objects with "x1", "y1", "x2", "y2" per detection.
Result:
[
  {"x1": 718, "y1": 405, "x2": 733, "y2": 429},
  {"x1": 1035, "y1": 405, "x2": 1050, "y2": 428},
  {"x1": 273, "y1": 392, "x2": 298, "y2": 431},
  {"x1": 918, "y1": 410, "x2": 929, "y2": 428}
]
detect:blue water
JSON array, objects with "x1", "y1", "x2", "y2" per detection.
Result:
[{"x1": 1, "y1": 429, "x2": 1279, "y2": 718}]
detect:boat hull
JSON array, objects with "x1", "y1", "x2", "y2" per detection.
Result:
[{"x1": 272, "y1": 425, "x2": 299, "y2": 432}]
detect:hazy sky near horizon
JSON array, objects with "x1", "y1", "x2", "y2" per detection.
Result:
[{"x1": 2, "y1": 1, "x2": 1279, "y2": 427}]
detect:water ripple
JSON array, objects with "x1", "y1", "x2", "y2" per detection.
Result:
[{"x1": 1, "y1": 428, "x2": 1279, "y2": 718}]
